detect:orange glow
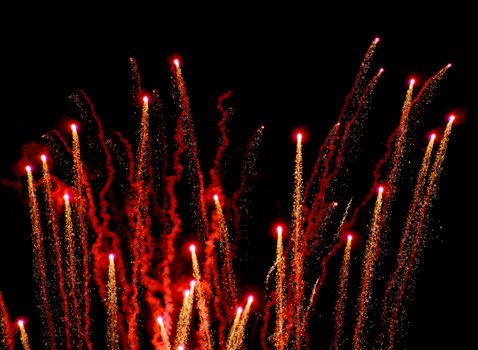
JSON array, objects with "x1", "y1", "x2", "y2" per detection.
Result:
[
  {"x1": 40, "y1": 154, "x2": 47, "y2": 162},
  {"x1": 71, "y1": 124, "x2": 77, "y2": 132},
  {"x1": 237, "y1": 306, "x2": 243, "y2": 314},
  {"x1": 189, "y1": 244, "x2": 196, "y2": 253},
  {"x1": 157, "y1": 316, "x2": 163, "y2": 324},
  {"x1": 213, "y1": 194, "x2": 219, "y2": 202},
  {"x1": 247, "y1": 295, "x2": 254, "y2": 304},
  {"x1": 63, "y1": 194, "x2": 70, "y2": 202},
  {"x1": 109, "y1": 253, "x2": 115, "y2": 262},
  {"x1": 184, "y1": 289, "x2": 190, "y2": 298},
  {"x1": 18, "y1": 319, "x2": 24, "y2": 327},
  {"x1": 333, "y1": 202, "x2": 338, "y2": 207},
  {"x1": 430, "y1": 133, "x2": 436, "y2": 141},
  {"x1": 190, "y1": 280, "x2": 196, "y2": 289},
  {"x1": 347, "y1": 234, "x2": 353, "y2": 242},
  {"x1": 143, "y1": 96, "x2": 148, "y2": 104},
  {"x1": 409, "y1": 78, "x2": 415, "y2": 86},
  {"x1": 297, "y1": 133, "x2": 303, "y2": 143},
  {"x1": 449, "y1": 115, "x2": 455, "y2": 123}
]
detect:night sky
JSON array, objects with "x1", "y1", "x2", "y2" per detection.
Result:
[{"x1": 0, "y1": 11, "x2": 476, "y2": 349}]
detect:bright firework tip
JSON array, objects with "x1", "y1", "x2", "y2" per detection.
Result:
[
  {"x1": 40, "y1": 154, "x2": 47, "y2": 162},
  {"x1": 25, "y1": 165, "x2": 32, "y2": 173},
  {"x1": 213, "y1": 194, "x2": 219, "y2": 202},
  {"x1": 189, "y1": 244, "x2": 196, "y2": 254},
  {"x1": 276, "y1": 225, "x2": 283, "y2": 236},
  {"x1": 347, "y1": 234, "x2": 353, "y2": 242},
  {"x1": 374, "y1": 37, "x2": 380, "y2": 44},
  {"x1": 430, "y1": 133, "x2": 436, "y2": 141},
  {"x1": 409, "y1": 78, "x2": 415, "y2": 86},
  {"x1": 237, "y1": 306, "x2": 243, "y2": 314},
  {"x1": 143, "y1": 96, "x2": 149, "y2": 104},
  {"x1": 184, "y1": 289, "x2": 190, "y2": 298},
  {"x1": 296, "y1": 132, "x2": 303, "y2": 143},
  {"x1": 333, "y1": 202, "x2": 339, "y2": 207},
  {"x1": 190, "y1": 280, "x2": 196, "y2": 288},
  {"x1": 379, "y1": 67, "x2": 384, "y2": 74},
  {"x1": 378, "y1": 186, "x2": 384, "y2": 194},
  {"x1": 178, "y1": 346, "x2": 184, "y2": 350},
  {"x1": 448, "y1": 115, "x2": 455, "y2": 123},
  {"x1": 173, "y1": 58, "x2": 180, "y2": 68},
  {"x1": 247, "y1": 295, "x2": 254, "y2": 304},
  {"x1": 109, "y1": 253, "x2": 115, "y2": 262},
  {"x1": 447, "y1": 63, "x2": 452, "y2": 68},
  {"x1": 71, "y1": 123, "x2": 77, "y2": 132},
  {"x1": 18, "y1": 319, "x2": 24, "y2": 327},
  {"x1": 63, "y1": 193, "x2": 70, "y2": 202},
  {"x1": 157, "y1": 316, "x2": 163, "y2": 324}
]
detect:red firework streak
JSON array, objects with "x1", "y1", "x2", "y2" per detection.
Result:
[
  {"x1": 0, "y1": 292, "x2": 14, "y2": 350},
  {"x1": 40, "y1": 154, "x2": 72, "y2": 349},
  {"x1": 387, "y1": 117, "x2": 454, "y2": 349}
]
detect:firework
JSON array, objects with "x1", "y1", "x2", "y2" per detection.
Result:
[
  {"x1": 70, "y1": 124, "x2": 93, "y2": 350},
  {"x1": 17, "y1": 320, "x2": 31, "y2": 350},
  {"x1": 334, "y1": 234, "x2": 353, "y2": 349},
  {"x1": 0, "y1": 37, "x2": 456, "y2": 350},
  {"x1": 63, "y1": 193, "x2": 83, "y2": 348},
  {"x1": 26, "y1": 165, "x2": 56, "y2": 349},
  {"x1": 353, "y1": 186, "x2": 384, "y2": 350},
  {"x1": 0, "y1": 292, "x2": 13, "y2": 350},
  {"x1": 41, "y1": 154, "x2": 72, "y2": 349},
  {"x1": 107, "y1": 254, "x2": 119, "y2": 350}
]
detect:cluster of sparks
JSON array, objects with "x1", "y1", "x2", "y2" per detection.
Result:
[{"x1": 0, "y1": 37, "x2": 457, "y2": 349}]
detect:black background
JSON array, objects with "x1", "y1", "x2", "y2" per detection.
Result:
[{"x1": 0, "y1": 8, "x2": 476, "y2": 349}]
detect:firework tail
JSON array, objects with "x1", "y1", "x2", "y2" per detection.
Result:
[{"x1": 0, "y1": 292, "x2": 14, "y2": 350}]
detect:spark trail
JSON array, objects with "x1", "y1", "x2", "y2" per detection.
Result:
[
  {"x1": 291, "y1": 133, "x2": 305, "y2": 349},
  {"x1": 173, "y1": 60, "x2": 209, "y2": 239},
  {"x1": 18, "y1": 321, "x2": 31, "y2": 350},
  {"x1": 190, "y1": 245, "x2": 214, "y2": 350},
  {"x1": 0, "y1": 292, "x2": 13, "y2": 350},
  {"x1": 334, "y1": 234, "x2": 353, "y2": 350},
  {"x1": 213, "y1": 194, "x2": 237, "y2": 309},
  {"x1": 274, "y1": 225, "x2": 286, "y2": 350},
  {"x1": 70, "y1": 124, "x2": 93, "y2": 350},
  {"x1": 382, "y1": 133, "x2": 436, "y2": 330},
  {"x1": 107, "y1": 254, "x2": 119, "y2": 350},
  {"x1": 226, "y1": 307, "x2": 242, "y2": 350},
  {"x1": 41, "y1": 154, "x2": 71, "y2": 349},
  {"x1": 63, "y1": 194, "x2": 83, "y2": 348},
  {"x1": 127, "y1": 96, "x2": 150, "y2": 350},
  {"x1": 174, "y1": 281, "x2": 196, "y2": 349},
  {"x1": 157, "y1": 316, "x2": 171, "y2": 350},
  {"x1": 26, "y1": 165, "x2": 56, "y2": 350},
  {"x1": 387, "y1": 116, "x2": 454, "y2": 349},
  {"x1": 229, "y1": 296, "x2": 254, "y2": 350},
  {"x1": 353, "y1": 186, "x2": 384, "y2": 350}
]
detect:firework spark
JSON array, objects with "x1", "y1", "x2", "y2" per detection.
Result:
[
  {"x1": 18, "y1": 320, "x2": 31, "y2": 350},
  {"x1": 26, "y1": 165, "x2": 56, "y2": 350},
  {"x1": 334, "y1": 234, "x2": 353, "y2": 349},
  {"x1": 353, "y1": 186, "x2": 384, "y2": 350},
  {"x1": 41, "y1": 154, "x2": 72, "y2": 349},
  {"x1": 107, "y1": 254, "x2": 119, "y2": 350}
]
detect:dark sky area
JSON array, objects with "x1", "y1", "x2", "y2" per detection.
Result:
[{"x1": 0, "y1": 9, "x2": 476, "y2": 349}]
